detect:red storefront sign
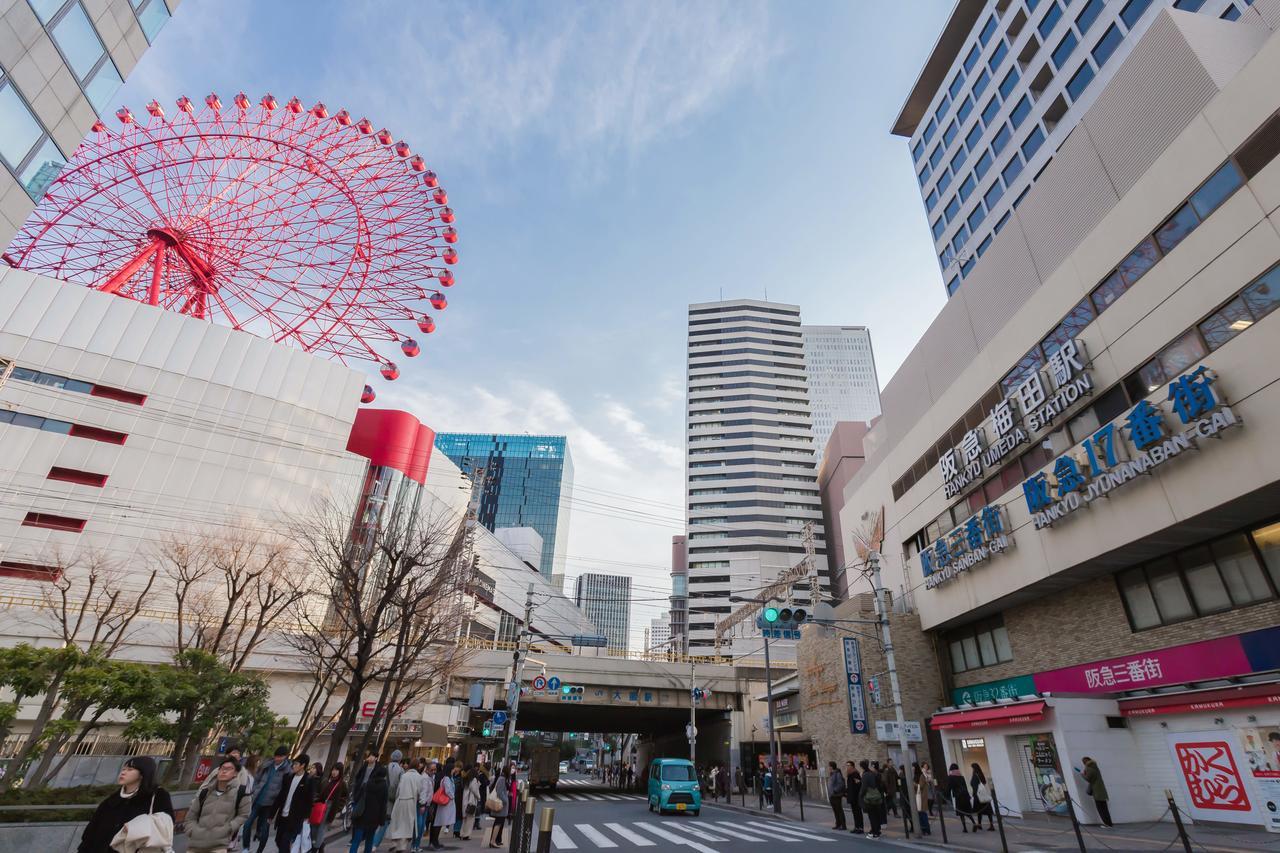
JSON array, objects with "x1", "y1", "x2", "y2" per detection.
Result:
[
  {"x1": 1119, "y1": 682, "x2": 1280, "y2": 717},
  {"x1": 1033, "y1": 636, "x2": 1252, "y2": 694},
  {"x1": 931, "y1": 700, "x2": 1047, "y2": 730}
]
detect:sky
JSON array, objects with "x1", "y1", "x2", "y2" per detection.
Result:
[{"x1": 118, "y1": 0, "x2": 953, "y2": 647}]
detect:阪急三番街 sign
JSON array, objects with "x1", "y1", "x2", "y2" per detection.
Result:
[{"x1": 1023, "y1": 365, "x2": 1240, "y2": 529}]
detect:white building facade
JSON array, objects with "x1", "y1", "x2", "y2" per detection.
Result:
[
  {"x1": 684, "y1": 299, "x2": 828, "y2": 659},
  {"x1": 644, "y1": 615, "x2": 671, "y2": 654},
  {"x1": 801, "y1": 325, "x2": 881, "y2": 450},
  {"x1": 573, "y1": 572, "x2": 632, "y2": 652}
]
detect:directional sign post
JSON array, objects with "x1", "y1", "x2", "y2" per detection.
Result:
[
  {"x1": 493, "y1": 711, "x2": 508, "y2": 726},
  {"x1": 547, "y1": 676, "x2": 561, "y2": 692}
]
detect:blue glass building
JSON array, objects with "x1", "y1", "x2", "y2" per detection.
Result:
[{"x1": 433, "y1": 433, "x2": 573, "y2": 578}]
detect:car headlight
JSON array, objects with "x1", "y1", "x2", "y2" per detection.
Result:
[
  {"x1": 661, "y1": 784, "x2": 671, "y2": 791},
  {"x1": 693, "y1": 784, "x2": 700, "y2": 791}
]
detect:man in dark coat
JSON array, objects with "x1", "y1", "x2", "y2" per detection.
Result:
[
  {"x1": 844, "y1": 760, "x2": 864, "y2": 834},
  {"x1": 271, "y1": 755, "x2": 316, "y2": 853}
]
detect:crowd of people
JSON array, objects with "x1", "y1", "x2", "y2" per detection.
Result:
[
  {"x1": 822, "y1": 757, "x2": 999, "y2": 839},
  {"x1": 75, "y1": 743, "x2": 525, "y2": 853}
]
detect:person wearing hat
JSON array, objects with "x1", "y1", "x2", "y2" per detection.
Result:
[
  {"x1": 77, "y1": 755, "x2": 174, "y2": 853},
  {"x1": 245, "y1": 746, "x2": 290, "y2": 853}
]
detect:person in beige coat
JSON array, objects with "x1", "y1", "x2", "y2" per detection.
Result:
[
  {"x1": 187, "y1": 757, "x2": 251, "y2": 853},
  {"x1": 386, "y1": 759, "x2": 424, "y2": 852}
]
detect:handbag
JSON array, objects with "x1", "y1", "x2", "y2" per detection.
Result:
[
  {"x1": 432, "y1": 785, "x2": 451, "y2": 806},
  {"x1": 109, "y1": 792, "x2": 174, "y2": 853},
  {"x1": 310, "y1": 781, "x2": 337, "y2": 825},
  {"x1": 484, "y1": 787, "x2": 504, "y2": 813}
]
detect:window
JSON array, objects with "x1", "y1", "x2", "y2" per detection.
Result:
[
  {"x1": 959, "y1": 174, "x2": 977, "y2": 202},
  {"x1": 952, "y1": 224, "x2": 970, "y2": 251},
  {"x1": 967, "y1": 204, "x2": 986, "y2": 232},
  {"x1": 1242, "y1": 264, "x2": 1280, "y2": 321},
  {"x1": 1076, "y1": 0, "x2": 1105, "y2": 33},
  {"x1": 989, "y1": 39, "x2": 1009, "y2": 73},
  {"x1": 1221, "y1": 4, "x2": 1241, "y2": 20},
  {"x1": 927, "y1": 188, "x2": 939, "y2": 210},
  {"x1": 923, "y1": 117, "x2": 938, "y2": 145},
  {"x1": 1198, "y1": 296, "x2": 1253, "y2": 350},
  {"x1": 1092, "y1": 23, "x2": 1124, "y2": 66},
  {"x1": 1120, "y1": 0, "x2": 1155, "y2": 28},
  {"x1": 981, "y1": 96, "x2": 1001, "y2": 126},
  {"x1": 947, "y1": 275, "x2": 961, "y2": 296},
  {"x1": 1189, "y1": 161, "x2": 1244, "y2": 220},
  {"x1": 1002, "y1": 154, "x2": 1024, "y2": 185},
  {"x1": 1010, "y1": 95, "x2": 1032, "y2": 128},
  {"x1": 22, "y1": 512, "x2": 87, "y2": 533},
  {"x1": 0, "y1": 561, "x2": 63, "y2": 582},
  {"x1": 918, "y1": 161, "x2": 932, "y2": 186},
  {"x1": 0, "y1": 81, "x2": 44, "y2": 171},
  {"x1": 980, "y1": 15, "x2": 999, "y2": 45},
  {"x1": 984, "y1": 180, "x2": 1005, "y2": 210},
  {"x1": 136, "y1": 0, "x2": 171, "y2": 42},
  {"x1": 47, "y1": 467, "x2": 108, "y2": 487},
  {"x1": 946, "y1": 616, "x2": 1013, "y2": 673},
  {"x1": 1252, "y1": 522, "x2": 1280, "y2": 592},
  {"x1": 951, "y1": 148, "x2": 968, "y2": 175},
  {"x1": 957, "y1": 96, "x2": 974, "y2": 124},
  {"x1": 949, "y1": 72, "x2": 966, "y2": 101},
  {"x1": 999, "y1": 68, "x2": 1020, "y2": 99},
  {"x1": 1037, "y1": 2, "x2": 1063, "y2": 39},
  {"x1": 966, "y1": 123, "x2": 984, "y2": 151},
  {"x1": 913, "y1": 140, "x2": 925, "y2": 162},
  {"x1": 1066, "y1": 61, "x2": 1095, "y2": 101},
  {"x1": 945, "y1": 196, "x2": 961, "y2": 222},
  {"x1": 1052, "y1": 30, "x2": 1078, "y2": 69},
  {"x1": 1040, "y1": 298, "x2": 1094, "y2": 357},
  {"x1": 84, "y1": 60, "x2": 123, "y2": 114},
  {"x1": 1157, "y1": 328, "x2": 1208, "y2": 378},
  {"x1": 18, "y1": 139, "x2": 66, "y2": 199},
  {"x1": 975, "y1": 149, "x2": 994, "y2": 179},
  {"x1": 929, "y1": 144, "x2": 945, "y2": 169},
  {"x1": 1155, "y1": 203, "x2": 1201, "y2": 254},
  {"x1": 943, "y1": 120, "x2": 958, "y2": 147},
  {"x1": 51, "y1": 3, "x2": 105, "y2": 80},
  {"x1": 1173, "y1": 0, "x2": 1206, "y2": 8},
  {"x1": 973, "y1": 69, "x2": 991, "y2": 99},
  {"x1": 937, "y1": 169, "x2": 953, "y2": 194},
  {"x1": 992, "y1": 123, "x2": 1012, "y2": 155},
  {"x1": 932, "y1": 217, "x2": 946, "y2": 239},
  {"x1": 1021, "y1": 126, "x2": 1045, "y2": 159},
  {"x1": 964, "y1": 44, "x2": 981, "y2": 74},
  {"x1": 1001, "y1": 345, "x2": 1045, "y2": 395}
]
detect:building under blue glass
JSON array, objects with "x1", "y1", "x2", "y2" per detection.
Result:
[{"x1": 433, "y1": 433, "x2": 573, "y2": 579}]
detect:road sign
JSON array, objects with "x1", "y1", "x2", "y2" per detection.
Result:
[
  {"x1": 532, "y1": 675, "x2": 547, "y2": 691},
  {"x1": 493, "y1": 711, "x2": 508, "y2": 726},
  {"x1": 547, "y1": 676, "x2": 561, "y2": 692},
  {"x1": 509, "y1": 735, "x2": 521, "y2": 748}
]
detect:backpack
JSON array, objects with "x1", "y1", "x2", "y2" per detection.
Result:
[
  {"x1": 863, "y1": 785, "x2": 884, "y2": 807},
  {"x1": 196, "y1": 784, "x2": 248, "y2": 820}
]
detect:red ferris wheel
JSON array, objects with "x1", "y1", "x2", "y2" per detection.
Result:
[{"x1": 4, "y1": 93, "x2": 458, "y2": 402}]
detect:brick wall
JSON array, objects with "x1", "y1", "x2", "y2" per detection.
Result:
[
  {"x1": 797, "y1": 594, "x2": 945, "y2": 768},
  {"x1": 953, "y1": 575, "x2": 1280, "y2": 689}
]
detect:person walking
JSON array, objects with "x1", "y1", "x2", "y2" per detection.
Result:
[
  {"x1": 912, "y1": 764, "x2": 932, "y2": 836},
  {"x1": 450, "y1": 765, "x2": 466, "y2": 837},
  {"x1": 311, "y1": 764, "x2": 347, "y2": 853},
  {"x1": 371, "y1": 751, "x2": 405, "y2": 851},
  {"x1": 487, "y1": 764, "x2": 512, "y2": 848},
  {"x1": 459, "y1": 766, "x2": 480, "y2": 840},
  {"x1": 1080, "y1": 757, "x2": 1113, "y2": 827},
  {"x1": 188, "y1": 756, "x2": 252, "y2": 853},
  {"x1": 387, "y1": 754, "x2": 422, "y2": 852},
  {"x1": 348, "y1": 763, "x2": 389, "y2": 853},
  {"x1": 844, "y1": 760, "x2": 864, "y2": 835},
  {"x1": 77, "y1": 756, "x2": 174, "y2": 853},
  {"x1": 762, "y1": 765, "x2": 774, "y2": 806},
  {"x1": 245, "y1": 747, "x2": 290, "y2": 853},
  {"x1": 825, "y1": 761, "x2": 847, "y2": 830},
  {"x1": 921, "y1": 762, "x2": 937, "y2": 816},
  {"x1": 202, "y1": 743, "x2": 253, "y2": 794},
  {"x1": 858, "y1": 759, "x2": 885, "y2": 839},
  {"x1": 419, "y1": 759, "x2": 439, "y2": 846},
  {"x1": 970, "y1": 763, "x2": 995, "y2": 831},
  {"x1": 472, "y1": 763, "x2": 489, "y2": 833},
  {"x1": 946, "y1": 763, "x2": 975, "y2": 833},
  {"x1": 271, "y1": 754, "x2": 316, "y2": 853},
  {"x1": 882, "y1": 760, "x2": 900, "y2": 818}
]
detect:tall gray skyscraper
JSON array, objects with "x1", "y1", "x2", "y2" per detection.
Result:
[
  {"x1": 802, "y1": 325, "x2": 882, "y2": 450},
  {"x1": 574, "y1": 573, "x2": 632, "y2": 652},
  {"x1": 685, "y1": 299, "x2": 828, "y2": 658}
]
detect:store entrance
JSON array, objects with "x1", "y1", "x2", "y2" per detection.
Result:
[
  {"x1": 1014, "y1": 733, "x2": 1069, "y2": 815},
  {"x1": 956, "y1": 736, "x2": 990, "y2": 780}
]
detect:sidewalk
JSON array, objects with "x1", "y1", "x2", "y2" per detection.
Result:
[{"x1": 705, "y1": 790, "x2": 1280, "y2": 852}]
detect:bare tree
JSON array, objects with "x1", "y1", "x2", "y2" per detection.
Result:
[
  {"x1": 157, "y1": 527, "x2": 308, "y2": 783},
  {"x1": 283, "y1": 628, "x2": 347, "y2": 756},
  {"x1": 290, "y1": 494, "x2": 473, "y2": 770},
  {"x1": 11, "y1": 551, "x2": 156, "y2": 784}
]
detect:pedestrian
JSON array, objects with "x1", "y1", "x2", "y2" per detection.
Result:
[
  {"x1": 202, "y1": 743, "x2": 253, "y2": 794},
  {"x1": 348, "y1": 763, "x2": 389, "y2": 853},
  {"x1": 472, "y1": 763, "x2": 490, "y2": 832},
  {"x1": 921, "y1": 762, "x2": 936, "y2": 816},
  {"x1": 449, "y1": 765, "x2": 466, "y2": 837},
  {"x1": 371, "y1": 750, "x2": 404, "y2": 851},
  {"x1": 77, "y1": 756, "x2": 174, "y2": 853},
  {"x1": 946, "y1": 763, "x2": 975, "y2": 833},
  {"x1": 246, "y1": 747, "x2": 290, "y2": 853},
  {"x1": 271, "y1": 754, "x2": 316, "y2": 853},
  {"x1": 487, "y1": 763, "x2": 512, "y2": 848},
  {"x1": 912, "y1": 763, "x2": 931, "y2": 837},
  {"x1": 419, "y1": 759, "x2": 439, "y2": 845},
  {"x1": 882, "y1": 759, "x2": 900, "y2": 817},
  {"x1": 1080, "y1": 757, "x2": 1113, "y2": 828},
  {"x1": 825, "y1": 761, "x2": 847, "y2": 830},
  {"x1": 858, "y1": 759, "x2": 885, "y2": 839},
  {"x1": 311, "y1": 764, "x2": 347, "y2": 853},
  {"x1": 387, "y1": 754, "x2": 422, "y2": 852},
  {"x1": 844, "y1": 760, "x2": 864, "y2": 835},
  {"x1": 187, "y1": 756, "x2": 252, "y2": 853},
  {"x1": 459, "y1": 765, "x2": 480, "y2": 840},
  {"x1": 762, "y1": 765, "x2": 773, "y2": 806},
  {"x1": 970, "y1": 763, "x2": 995, "y2": 831}
]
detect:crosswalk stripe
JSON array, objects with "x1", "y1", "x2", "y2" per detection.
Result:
[
  {"x1": 677, "y1": 824, "x2": 729, "y2": 842},
  {"x1": 550, "y1": 825, "x2": 577, "y2": 849},
  {"x1": 585, "y1": 794, "x2": 608, "y2": 800},
  {"x1": 745, "y1": 820, "x2": 835, "y2": 841},
  {"x1": 603, "y1": 823, "x2": 655, "y2": 846},
  {"x1": 707, "y1": 822, "x2": 781, "y2": 841},
  {"x1": 574, "y1": 824, "x2": 618, "y2": 848},
  {"x1": 634, "y1": 823, "x2": 719, "y2": 853}
]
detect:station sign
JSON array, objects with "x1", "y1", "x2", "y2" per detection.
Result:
[
  {"x1": 921, "y1": 503, "x2": 1012, "y2": 590},
  {"x1": 842, "y1": 638, "x2": 867, "y2": 735}
]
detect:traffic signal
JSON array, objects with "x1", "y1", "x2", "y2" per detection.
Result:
[
  {"x1": 482, "y1": 722, "x2": 492, "y2": 737},
  {"x1": 558, "y1": 685, "x2": 584, "y2": 702},
  {"x1": 755, "y1": 602, "x2": 808, "y2": 639}
]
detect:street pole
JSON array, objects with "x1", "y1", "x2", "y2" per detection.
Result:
[
  {"x1": 502, "y1": 584, "x2": 535, "y2": 766},
  {"x1": 762, "y1": 631, "x2": 782, "y2": 815},
  {"x1": 688, "y1": 658, "x2": 697, "y2": 764},
  {"x1": 869, "y1": 551, "x2": 911, "y2": 785}
]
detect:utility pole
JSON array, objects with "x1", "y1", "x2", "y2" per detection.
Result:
[
  {"x1": 762, "y1": 631, "x2": 782, "y2": 814},
  {"x1": 869, "y1": 551, "x2": 911, "y2": 773},
  {"x1": 688, "y1": 658, "x2": 697, "y2": 763},
  {"x1": 502, "y1": 583, "x2": 535, "y2": 766}
]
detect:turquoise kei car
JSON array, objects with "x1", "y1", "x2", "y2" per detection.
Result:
[{"x1": 647, "y1": 758, "x2": 702, "y2": 816}]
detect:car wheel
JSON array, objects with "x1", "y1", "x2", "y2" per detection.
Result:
[
  {"x1": 648, "y1": 800, "x2": 654, "y2": 812},
  {"x1": 691, "y1": 810, "x2": 700, "y2": 817}
]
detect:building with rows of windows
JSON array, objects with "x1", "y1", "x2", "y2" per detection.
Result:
[
  {"x1": 895, "y1": 0, "x2": 1258, "y2": 297},
  {"x1": 822, "y1": 1, "x2": 1280, "y2": 832},
  {"x1": 801, "y1": 325, "x2": 881, "y2": 451},
  {"x1": 0, "y1": 0, "x2": 178, "y2": 246}
]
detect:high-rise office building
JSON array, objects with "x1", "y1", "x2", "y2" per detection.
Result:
[
  {"x1": 685, "y1": 299, "x2": 828, "y2": 658},
  {"x1": 644, "y1": 616, "x2": 671, "y2": 654},
  {"x1": 802, "y1": 325, "x2": 882, "y2": 449},
  {"x1": 893, "y1": 0, "x2": 1251, "y2": 297},
  {"x1": 434, "y1": 434, "x2": 573, "y2": 578},
  {"x1": 574, "y1": 573, "x2": 632, "y2": 652},
  {"x1": 0, "y1": 0, "x2": 181, "y2": 246}
]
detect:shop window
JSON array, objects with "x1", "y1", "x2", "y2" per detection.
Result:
[
  {"x1": 1251, "y1": 522, "x2": 1280, "y2": 592},
  {"x1": 947, "y1": 615, "x2": 1013, "y2": 673}
]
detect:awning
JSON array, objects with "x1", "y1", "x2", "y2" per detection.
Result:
[
  {"x1": 419, "y1": 721, "x2": 449, "y2": 747},
  {"x1": 1118, "y1": 682, "x2": 1280, "y2": 717},
  {"x1": 931, "y1": 700, "x2": 1047, "y2": 730}
]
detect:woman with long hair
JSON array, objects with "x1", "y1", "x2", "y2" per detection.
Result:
[{"x1": 77, "y1": 756, "x2": 174, "y2": 853}]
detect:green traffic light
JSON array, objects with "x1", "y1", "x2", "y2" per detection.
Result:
[
  {"x1": 763, "y1": 606, "x2": 780, "y2": 623},
  {"x1": 562, "y1": 684, "x2": 571, "y2": 694}
]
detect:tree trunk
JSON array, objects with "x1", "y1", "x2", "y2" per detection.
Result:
[
  {"x1": 9, "y1": 673, "x2": 64, "y2": 779},
  {"x1": 27, "y1": 700, "x2": 91, "y2": 787},
  {"x1": 34, "y1": 711, "x2": 106, "y2": 787},
  {"x1": 323, "y1": 689, "x2": 363, "y2": 771}
]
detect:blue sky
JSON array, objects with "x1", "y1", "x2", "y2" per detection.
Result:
[{"x1": 121, "y1": 0, "x2": 952, "y2": 639}]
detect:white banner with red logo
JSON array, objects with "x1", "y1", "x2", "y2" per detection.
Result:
[{"x1": 1165, "y1": 731, "x2": 1261, "y2": 825}]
